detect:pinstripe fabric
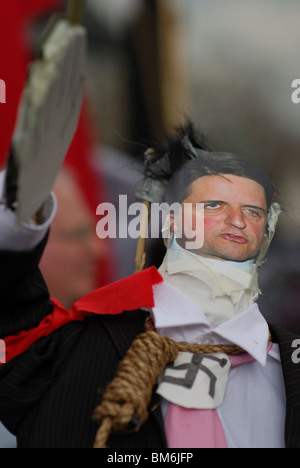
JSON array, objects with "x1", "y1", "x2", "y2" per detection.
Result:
[
  {"x1": 0, "y1": 240, "x2": 300, "y2": 447},
  {"x1": 269, "y1": 324, "x2": 300, "y2": 448},
  {"x1": 0, "y1": 311, "x2": 166, "y2": 448},
  {"x1": 0, "y1": 235, "x2": 53, "y2": 338},
  {"x1": 0, "y1": 238, "x2": 166, "y2": 448}
]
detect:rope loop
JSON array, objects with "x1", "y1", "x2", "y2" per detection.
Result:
[{"x1": 92, "y1": 329, "x2": 247, "y2": 448}]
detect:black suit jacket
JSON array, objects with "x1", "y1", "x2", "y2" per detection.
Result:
[{"x1": 0, "y1": 238, "x2": 300, "y2": 448}]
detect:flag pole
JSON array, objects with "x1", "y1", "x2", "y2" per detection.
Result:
[
  {"x1": 134, "y1": 200, "x2": 151, "y2": 273},
  {"x1": 134, "y1": 147, "x2": 156, "y2": 274},
  {"x1": 67, "y1": 0, "x2": 86, "y2": 24}
]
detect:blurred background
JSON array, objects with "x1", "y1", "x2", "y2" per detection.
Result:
[{"x1": 1, "y1": 0, "x2": 300, "y2": 447}]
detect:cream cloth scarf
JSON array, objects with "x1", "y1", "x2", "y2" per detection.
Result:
[{"x1": 158, "y1": 238, "x2": 260, "y2": 328}]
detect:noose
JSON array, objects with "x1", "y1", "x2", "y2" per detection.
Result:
[{"x1": 92, "y1": 328, "x2": 246, "y2": 448}]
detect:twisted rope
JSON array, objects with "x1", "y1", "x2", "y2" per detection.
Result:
[{"x1": 92, "y1": 325, "x2": 247, "y2": 448}]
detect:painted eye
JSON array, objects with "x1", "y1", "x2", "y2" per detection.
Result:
[
  {"x1": 245, "y1": 208, "x2": 261, "y2": 217},
  {"x1": 205, "y1": 202, "x2": 222, "y2": 210}
]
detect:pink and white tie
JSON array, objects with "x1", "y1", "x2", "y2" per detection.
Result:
[{"x1": 164, "y1": 351, "x2": 265, "y2": 448}]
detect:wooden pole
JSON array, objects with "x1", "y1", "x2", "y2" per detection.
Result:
[
  {"x1": 155, "y1": 0, "x2": 189, "y2": 133},
  {"x1": 67, "y1": 0, "x2": 86, "y2": 24},
  {"x1": 134, "y1": 201, "x2": 151, "y2": 273},
  {"x1": 133, "y1": 2, "x2": 188, "y2": 273}
]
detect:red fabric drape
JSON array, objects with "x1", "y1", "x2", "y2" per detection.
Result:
[{"x1": 1, "y1": 267, "x2": 163, "y2": 364}]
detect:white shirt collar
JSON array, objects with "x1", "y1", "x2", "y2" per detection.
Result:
[{"x1": 152, "y1": 281, "x2": 270, "y2": 367}]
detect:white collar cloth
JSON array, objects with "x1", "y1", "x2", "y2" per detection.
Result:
[
  {"x1": 152, "y1": 281, "x2": 269, "y2": 367},
  {"x1": 158, "y1": 240, "x2": 261, "y2": 328}
]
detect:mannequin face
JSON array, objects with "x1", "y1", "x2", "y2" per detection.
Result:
[{"x1": 176, "y1": 174, "x2": 268, "y2": 262}]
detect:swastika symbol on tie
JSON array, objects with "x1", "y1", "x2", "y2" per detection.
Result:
[{"x1": 161, "y1": 354, "x2": 228, "y2": 398}]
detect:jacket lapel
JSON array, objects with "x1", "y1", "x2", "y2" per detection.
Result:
[
  {"x1": 269, "y1": 323, "x2": 300, "y2": 448},
  {"x1": 101, "y1": 309, "x2": 147, "y2": 357}
]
